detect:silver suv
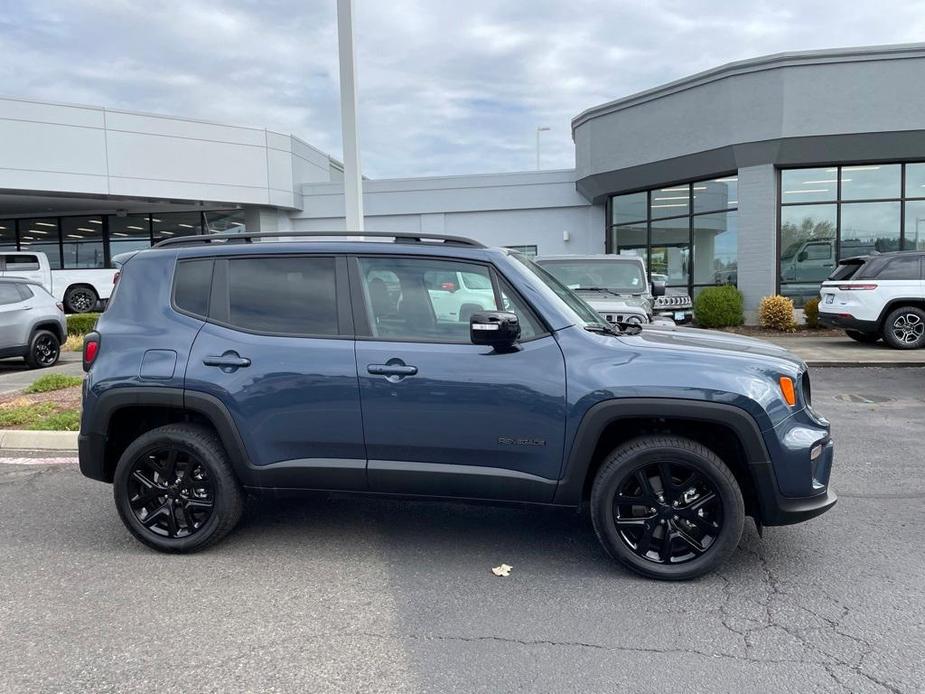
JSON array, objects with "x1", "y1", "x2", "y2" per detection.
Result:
[{"x1": 0, "y1": 278, "x2": 66, "y2": 368}]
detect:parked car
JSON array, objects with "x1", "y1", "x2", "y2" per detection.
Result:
[
  {"x1": 0, "y1": 251, "x2": 117, "y2": 313},
  {"x1": 649, "y1": 273, "x2": 694, "y2": 324},
  {"x1": 818, "y1": 251, "x2": 925, "y2": 349},
  {"x1": 79, "y1": 232, "x2": 835, "y2": 581},
  {"x1": 0, "y1": 278, "x2": 66, "y2": 368},
  {"x1": 535, "y1": 254, "x2": 655, "y2": 325}
]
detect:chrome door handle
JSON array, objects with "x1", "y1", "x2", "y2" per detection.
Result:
[
  {"x1": 203, "y1": 352, "x2": 251, "y2": 369},
  {"x1": 367, "y1": 363, "x2": 417, "y2": 377}
]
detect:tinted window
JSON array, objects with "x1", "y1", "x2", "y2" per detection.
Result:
[
  {"x1": 0, "y1": 284, "x2": 24, "y2": 305},
  {"x1": 358, "y1": 257, "x2": 497, "y2": 342},
  {"x1": 828, "y1": 261, "x2": 864, "y2": 281},
  {"x1": 174, "y1": 260, "x2": 213, "y2": 318},
  {"x1": 5, "y1": 255, "x2": 40, "y2": 271},
  {"x1": 17, "y1": 284, "x2": 34, "y2": 300},
  {"x1": 875, "y1": 255, "x2": 923, "y2": 280},
  {"x1": 227, "y1": 257, "x2": 338, "y2": 335}
]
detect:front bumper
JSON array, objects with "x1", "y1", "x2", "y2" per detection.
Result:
[{"x1": 752, "y1": 436, "x2": 837, "y2": 526}]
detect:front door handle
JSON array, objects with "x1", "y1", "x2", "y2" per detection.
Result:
[
  {"x1": 368, "y1": 363, "x2": 418, "y2": 377},
  {"x1": 203, "y1": 351, "x2": 251, "y2": 370}
]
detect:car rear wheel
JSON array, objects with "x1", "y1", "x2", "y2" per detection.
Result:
[
  {"x1": 113, "y1": 424, "x2": 243, "y2": 553},
  {"x1": 845, "y1": 330, "x2": 880, "y2": 344},
  {"x1": 882, "y1": 306, "x2": 925, "y2": 350},
  {"x1": 590, "y1": 435, "x2": 744, "y2": 580},
  {"x1": 64, "y1": 285, "x2": 98, "y2": 313},
  {"x1": 24, "y1": 330, "x2": 60, "y2": 369}
]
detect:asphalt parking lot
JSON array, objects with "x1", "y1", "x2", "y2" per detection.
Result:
[{"x1": 1, "y1": 367, "x2": 923, "y2": 693}]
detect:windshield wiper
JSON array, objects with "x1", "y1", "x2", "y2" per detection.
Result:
[{"x1": 584, "y1": 323, "x2": 621, "y2": 337}]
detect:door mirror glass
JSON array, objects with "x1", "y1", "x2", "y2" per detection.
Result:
[{"x1": 470, "y1": 311, "x2": 520, "y2": 349}]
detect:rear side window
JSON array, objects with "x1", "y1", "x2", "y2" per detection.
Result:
[
  {"x1": 226, "y1": 257, "x2": 338, "y2": 336},
  {"x1": 4, "y1": 255, "x2": 40, "y2": 271},
  {"x1": 0, "y1": 284, "x2": 24, "y2": 305},
  {"x1": 873, "y1": 255, "x2": 922, "y2": 280},
  {"x1": 174, "y1": 259, "x2": 213, "y2": 318}
]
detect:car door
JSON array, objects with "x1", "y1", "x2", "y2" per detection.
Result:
[
  {"x1": 351, "y1": 254, "x2": 567, "y2": 502},
  {"x1": 184, "y1": 254, "x2": 367, "y2": 490},
  {"x1": 0, "y1": 283, "x2": 33, "y2": 351}
]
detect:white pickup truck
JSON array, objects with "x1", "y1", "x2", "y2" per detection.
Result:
[{"x1": 0, "y1": 251, "x2": 116, "y2": 313}]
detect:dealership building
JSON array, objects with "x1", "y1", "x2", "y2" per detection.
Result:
[{"x1": 2, "y1": 43, "x2": 924, "y2": 315}]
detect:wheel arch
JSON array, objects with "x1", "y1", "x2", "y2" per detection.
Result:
[
  {"x1": 553, "y1": 399, "x2": 771, "y2": 517},
  {"x1": 81, "y1": 387, "x2": 251, "y2": 484},
  {"x1": 31, "y1": 320, "x2": 65, "y2": 343},
  {"x1": 877, "y1": 298, "x2": 925, "y2": 328}
]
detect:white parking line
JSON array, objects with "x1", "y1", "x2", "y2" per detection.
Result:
[{"x1": 0, "y1": 457, "x2": 78, "y2": 466}]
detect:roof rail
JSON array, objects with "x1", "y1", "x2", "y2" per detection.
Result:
[{"x1": 153, "y1": 230, "x2": 486, "y2": 249}]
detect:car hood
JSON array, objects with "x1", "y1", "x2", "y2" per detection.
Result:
[
  {"x1": 578, "y1": 291, "x2": 650, "y2": 311},
  {"x1": 629, "y1": 324, "x2": 805, "y2": 369}
]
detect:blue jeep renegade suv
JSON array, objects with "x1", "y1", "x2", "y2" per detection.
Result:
[{"x1": 79, "y1": 232, "x2": 835, "y2": 580}]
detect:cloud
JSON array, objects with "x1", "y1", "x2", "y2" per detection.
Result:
[{"x1": 0, "y1": 0, "x2": 923, "y2": 179}]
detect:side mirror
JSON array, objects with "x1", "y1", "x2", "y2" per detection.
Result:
[
  {"x1": 470, "y1": 311, "x2": 520, "y2": 349},
  {"x1": 797, "y1": 251, "x2": 808, "y2": 262},
  {"x1": 651, "y1": 279, "x2": 666, "y2": 297}
]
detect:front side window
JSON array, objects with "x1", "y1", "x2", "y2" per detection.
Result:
[
  {"x1": 225, "y1": 256, "x2": 338, "y2": 336},
  {"x1": 359, "y1": 257, "x2": 498, "y2": 342}
]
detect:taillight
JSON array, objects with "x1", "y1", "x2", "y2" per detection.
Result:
[
  {"x1": 837, "y1": 284, "x2": 877, "y2": 290},
  {"x1": 83, "y1": 332, "x2": 100, "y2": 372}
]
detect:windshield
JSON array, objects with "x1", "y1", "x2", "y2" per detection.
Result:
[
  {"x1": 510, "y1": 254, "x2": 611, "y2": 329},
  {"x1": 537, "y1": 258, "x2": 646, "y2": 292}
]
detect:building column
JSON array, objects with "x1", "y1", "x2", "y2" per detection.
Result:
[
  {"x1": 736, "y1": 164, "x2": 777, "y2": 321},
  {"x1": 244, "y1": 207, "x2": 293, "y2": 233}
]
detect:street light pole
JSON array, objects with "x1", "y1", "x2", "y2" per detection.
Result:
[
  {"x1": 536, "y1": 126, "x2": 550, "y2": 170},
  {"x1": 337, "y1": 0, "x2": 364, "y2": 232}
]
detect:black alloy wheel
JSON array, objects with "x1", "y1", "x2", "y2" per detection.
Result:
[
  {"x1": 591, "y1": 436, "x2": 744, "y2": 580},
  {"x1": 25, "y1": 330, "x2": 60, "y2": 369},
  {"x1": 612, "y1": 461, "x2": 723, "y2": 564},
  {"x1": 113, "y1": 424, "x2": 243, "y2": 552},
  {"x1": 127, "y1": 448, "x2": 215, "y2": 539},
  {"x1": 65, "y1": 286, "x2": 97, "y2": 313}
]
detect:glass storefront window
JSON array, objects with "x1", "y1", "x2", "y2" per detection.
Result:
[
  {"x1": 650, "y1": 217, "x2": 689, "y2": 286},
  {"x1": 109, "y1": 214, "x2": 152, "y2": 259},
  {"x1": 839, "y1": 202, "x2": 900, "y2": 255},
  {"x1": 905, "y1": 164, "x2": 925, "y2": 198},
  {"x1": 610, "y1": 221, "x2": 647, "y2": 259},
  {"x1": 779, "y1": 204, "x2": 836, "y2": 297},
  {"x1": 693, "y1": 177, "x2": 737, "y2": 214},
  {"x1": 204, "y1": 209, "x2": 246, "y2": 233},
  {"x1": 693, "y1": 211, "x2": 737, "y2": 285},
  {"x1": 840, "y1": 164, "x2": 900, "y2": 201},
  {"x1": 61, "y1": 216, "x2": 105, "y2": 269},
  {"x1": 153, "y1": 212, "x2": 201, "y2": 242},
  {"x1": 650, "y1": 185, "x2": 690, "y2": 219},
  {"x1": 612, "y1": 192, "x2": 647, "y2": 225},
  {"x1": 0, "y1": 222, "x2": 15, "y2": 250},
  {"x1": 781, "y1": 168, "x2": 838, "y2": 203},
  {"x1": 19, "y1": 218, "x2": 61, "y2": 269},
  {"x1": 904, "y1": 200, "x2": 925, "y2": 250}
]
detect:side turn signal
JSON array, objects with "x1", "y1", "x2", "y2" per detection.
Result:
[{"x1": 779, "y1": 376, "x2": 796, "y2": 407}]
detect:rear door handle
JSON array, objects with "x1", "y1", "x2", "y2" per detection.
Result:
[
  {"x1": 368, "y1": 363, "x2": 418, "y2": 377},
  {"x1": 203, "y1": 352, "x2": 251, "y2": 369}
]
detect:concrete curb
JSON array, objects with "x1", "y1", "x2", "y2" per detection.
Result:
[
  {"x1": 0, "y1": 430, "x2": 78, "y2": 451},
  {"x1": 806, "y1": 360, "x2": 925, "y2": 368}
]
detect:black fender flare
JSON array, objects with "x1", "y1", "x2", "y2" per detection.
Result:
[{"x1": 552, "y1": 398, "x2": 772, "y2": 505}]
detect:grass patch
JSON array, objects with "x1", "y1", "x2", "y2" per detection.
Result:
[
  {"x1": 0, "y1": 402, "x2": 80, "y2": 431},
  {"x1": 67, "y1": 313, "x2": 100, "y2": 336},
  {"x1": 24, "y1": 374, "x2": 83, "y2": 394}
]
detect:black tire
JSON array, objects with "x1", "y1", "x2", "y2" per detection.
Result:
[
  {"x1": 113, "y1": 424, "x2": 243, "y2": 553},
  {"x1": 845, "y1": 330, "x2": 880, "y2": 344},
  {"x1": 881, "y1": 306, "x2": 925, "y2": 350},
  {"x1": 590, "y1": 435, "x2": 744, "y2": 581},
  {"x1": 64, "y1": 285, "x2": 98, "y2": 313},
  {"x1": 459, "y1": 303, "x2": 482, "y2": 323},
  {"x1": 24, "y1": 329, "x2": 60, "y2": 369}
]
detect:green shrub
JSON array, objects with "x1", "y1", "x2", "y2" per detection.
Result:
[
  {"x1": 24, "y1": 374, "x2": 84, "y2": 394},
  {"x1": 693, "y1": 286, "x2": 745, "y2": 328},
  {"x1": 803, "y1": 297, "x2": 820, "y2": 329},
  {"x1": 758, "y1": 295, "x2": 797, "y2": 332},
  {"x1": 67, "y1": 312, "x2": 100, "y2": 336}
]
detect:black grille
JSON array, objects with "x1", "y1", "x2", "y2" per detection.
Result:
[{"x1": 801, "y1": 371, "x2": 812, "y2": 407}]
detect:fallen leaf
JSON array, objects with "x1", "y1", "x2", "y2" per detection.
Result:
[{"x1": 491, "y1": 563, "x2": 513, "y2": 577}]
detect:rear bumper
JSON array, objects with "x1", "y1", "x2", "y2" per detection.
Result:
[
  {"x1": 818, "y1": 312, "x2": 878, "y2": 333},
  {"x1": 78, "y1": 431, "x2": 108, "y2": 482}
]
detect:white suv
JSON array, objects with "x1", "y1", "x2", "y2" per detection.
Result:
[{"x1": 818, "y1": 252, "x2": 925, "y2": 349}]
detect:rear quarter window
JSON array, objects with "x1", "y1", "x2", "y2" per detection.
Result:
[
  {"x1": 872, "y1": 255, "x2": 923, "y2": 280},
  {"x1": 3, "y1": 255, "x2": 40, "y2": 271},
  {"x1": 173, "y1": 259, "x2": 214, "y2": 318}
]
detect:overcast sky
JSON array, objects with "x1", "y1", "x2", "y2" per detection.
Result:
[{"x1": 1, "y1": 1, "x2": 923, "y2": 179}]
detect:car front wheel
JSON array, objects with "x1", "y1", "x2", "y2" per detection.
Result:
[
  {"x1": 113, "y1": 424, "x2": 243, "y2": 553},
  {"x1": 882, "y1": 306, "x2": 925, "y2": 350},
  {"x1": 590, "y1": 435, "x2": 744, "y2": 580}
]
